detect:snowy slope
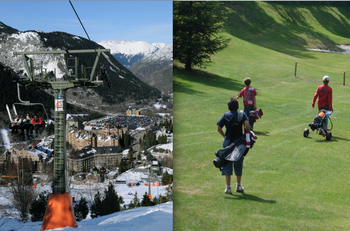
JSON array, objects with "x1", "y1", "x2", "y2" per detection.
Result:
[
  {"x1": 141, "y1": 44, "x2": 172, "y2": 63},
  {"x1": 0, "y1": 31, "x2": 66, "y2": 78},
  {"x1": 0, "y1": 129, "x2": 173, "y2": 230},
  {"x1": 128, "y1": 44, "x2": 173, "y2": 93},
  {"x1": 0, "y1": 174, "x2": 173, "y2": 231},
  {"x1": 1, "y1": 202, "x2": 173, "y2": 231}
]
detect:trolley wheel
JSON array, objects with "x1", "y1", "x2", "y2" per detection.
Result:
[
  {"x1": 326, "y1": 132, "x2": 332, "y2": 141},
  {"x1": 303, "y1": 128, "x2": 309, "y2": 137}
]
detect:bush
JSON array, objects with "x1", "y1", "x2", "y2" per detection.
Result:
[
  {"x1": 101, "y1": 182, "x2": 122, "y2": 215},
  {"x1": 29, "y1": 190, "x2": 50, "y2": 222},
  {"x1": 90, "y1": 191, "x2": 103, "y2": 218},
  {"x1": 128, "y1": 192, "x2": 140, "y2": 209},
  {"x1": 161, "y1": 171, "x2": 172, "y2": 185},
  {"x1": 141, "y1": 192, "x2": 155, "y2": 207},
  {"x1": 74, "y1": 197, "x2": 89, "y2": 221}
]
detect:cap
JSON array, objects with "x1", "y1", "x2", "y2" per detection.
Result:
[{"x1": 323, "y1": 75, "x2": 330, "y2": 82}]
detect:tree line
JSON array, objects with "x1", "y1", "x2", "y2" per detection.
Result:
[{"x1": 30, "y1": 182, "x2": 172, "y2": 222}]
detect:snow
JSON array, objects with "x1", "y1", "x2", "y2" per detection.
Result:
[
  {"x1": 98, "y1": 40, "x2": 172, "y2": 68},
  {"x1": 156, "y1": 113, "x2": 171, "y2": 117},
  {"x1": 155, "y1": 143, "x2": 173, "y2": 152},
  {"x1": 98, "y1": 40, "x2": 166, "y2": 57},
  {"x1": 10, "y1": 31, "x2": 40, "y2": 44},
  {"x1": 1, "y1": 129, "x2": 12, "y2": 150},
  {"x1": 1, "y1": 202, "x2": 172, "y2": 231},
  {"x1": 0, "y1": 169, "x2": 173, "y2": 231},
  {"x1": 109, "y1": 66, "x2": 117, "y2": 73},
  {"x1": 142, "y1": 44, "x2": 172, "y2": 62},
  {"x1": 0, "y1": 31, "x2": 66, "y2": 79},
  {"x1": 153, "y1": 102, "x2": 167, "y2": 110},
  {"x1": 73, "y1": 36, "x2": 82, "y2": 40}
]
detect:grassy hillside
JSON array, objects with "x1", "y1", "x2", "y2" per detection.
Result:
[{"x1": 174, "y1": 2, "x2": 350, "y2": 230}]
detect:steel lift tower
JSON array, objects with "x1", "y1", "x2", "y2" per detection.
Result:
[{"x1": 13, "y1": 49, "x2": 111, "y2": 230}]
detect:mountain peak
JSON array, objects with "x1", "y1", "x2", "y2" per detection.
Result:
[
  {"x1": 98, "y1": 40, "x2": 171, "y2": 68},
  {"x1": 98, "y1": 40, "x2": 167, "y2": 56},
  {"x1": 0, "y1": 21, "x2": 19, "y2": 33}
]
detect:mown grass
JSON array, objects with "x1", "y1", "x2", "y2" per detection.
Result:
[{"x1": 173, "y1": 3, "x2": 350, "y2": 231}]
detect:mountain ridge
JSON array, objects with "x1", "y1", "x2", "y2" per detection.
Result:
[
  {"x1": 0, "y1": 21, "x2": 162, "y2": 115},
  {"x1": 99, "y1": 40, "x2": 173, "y2": 92}
]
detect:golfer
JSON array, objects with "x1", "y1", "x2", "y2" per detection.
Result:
[
  {"x1": 237, "y1": 77, "x2": 257, "y2": 130},
  {"x1": 217, "y1": 97, "x2": 250, "y2": 194},
  {"x1": 312, "y1": 75, "x2": 333, "y2": 111}
]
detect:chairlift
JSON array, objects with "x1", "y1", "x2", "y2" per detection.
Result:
[{"x1": 6, "y1": 83, "x2": 53, "y2": 138}]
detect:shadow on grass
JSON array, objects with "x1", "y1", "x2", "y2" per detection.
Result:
[
  {"x1": 223, "y1": 2, "x2": 347, "y2": 59},
  {"x1": 225, "y1": 193, "x2": 277, "y2": 204},
  {"x1": 314, "y1": 135, "x2": 350, "y2": 142},
  {"x1": 174, "y1": 66, "x2": 245, "y2": 95},
  {"x1": 253, "y1": 131, "x2": 269, "y2": 136},
  {"x1": 331, "y1": 135, "x2": 350, "y2": 141}
]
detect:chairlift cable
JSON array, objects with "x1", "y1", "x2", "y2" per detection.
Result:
[
  {"x1": 69, "y1": 0, "x2": 111, "y2": 88},
  {"x1": 69, "y1": 0, "x2": 97, "y2": 54}
]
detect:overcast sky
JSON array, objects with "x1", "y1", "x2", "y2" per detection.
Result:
[{"x1": 0, "y1": 1, "x2": 173, "y2": 44}]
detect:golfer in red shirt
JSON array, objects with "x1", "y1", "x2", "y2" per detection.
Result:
[
  {"x1": 312, "y1": 75, "x2": 333, "y2": 111},
  {"x1": 237, "y1": 77, "x2": 257, "y2": 130}
]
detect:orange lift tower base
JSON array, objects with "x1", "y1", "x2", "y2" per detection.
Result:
[
  {"x1": 41, "y1": 193, "x2": 77, "y2": 230},
  {"x1": 12, "y1": 49, "x2": 111, "y2": 231}
]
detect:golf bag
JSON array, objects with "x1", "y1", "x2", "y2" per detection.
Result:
[
  {"x1": 249, "y1": 109, "x2": 263, "y2": 124},
  {"x1": 213, "y1": 131, "x2": 257, "y2": 171},
  {"x1": 309, "y1": 109, "x2": 326, "y2": 130}
]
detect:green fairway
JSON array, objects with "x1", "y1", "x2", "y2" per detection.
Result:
[{"x1": 173, "y1": 2, "x2": 350, "y2": 230}]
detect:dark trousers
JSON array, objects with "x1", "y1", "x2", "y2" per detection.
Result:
[
  {"x1": 30, "y1": 124, "x2": 42, "y2": 136},
  {"x1": 244, "y1": 105, "x2": 255, "y2": 130},
  {"x1": 11, "y1": 125, "x2": 19, "y2": 134}
]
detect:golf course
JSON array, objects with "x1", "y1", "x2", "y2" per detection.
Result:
[{"x1": 174, "y1": 2, "x2": 350, "y2": 230}]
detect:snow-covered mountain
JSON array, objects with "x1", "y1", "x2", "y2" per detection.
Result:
[
  {"x1": 98, "y1": 40, "x2": 169, "y2": 68},
  {"x1": 130, "y1": 45, "x2": 173, "y2": 93},
  {"x1": 0, "y1": 22, "x2": 162, "y2": 114},
  {"x1": 0, "y1": 31, "x2": 67, "y2": 78},
  {"x1": 99, "y1": 40, "x2": 173, "y2": 93}
]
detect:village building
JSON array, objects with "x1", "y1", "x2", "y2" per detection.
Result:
[
  {"x1": 66, "y1": 127, "x2": 122, "y2": 151},
  {"x1": 2, "y1": 146, "x2": 51, "y2": 172},
  {"x1": 126, "y1": 108, "x2": 139, "y2": 115},
  {"x1": 67, "y1": 145, "x2": 122, "y2": 173}
]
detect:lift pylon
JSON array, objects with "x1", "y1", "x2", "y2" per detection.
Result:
[{"x1": 13, "y1": 49, "x2": 111, "y2": 230}]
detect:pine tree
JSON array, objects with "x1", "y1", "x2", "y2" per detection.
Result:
[
  {"x1": 128, "y1": 146, "x2": 134, "y2": 165},
  {"x1": 146, "y1": 151, "x2": 153, "y2": 162},
  {"x1": 101, "y1": 182, "x2": 121, "y2": 215},
  {"x1": 128, "y1": 198, "x2": 135, "y2": 209},
  {"x1": 141, "y1": 192, "x2": 155, "y2": 207},
  {"x1": 173, "y1": 1, "x2": 231, "y2": 70},
  {"x1": 161, "y1": 171, "x2": 172, "y2": 185},
  {"x1": 29, "y1": 190, "x2": 50, "y2": 222},
  {"x1": 137, "y1": 152, "x2": 141, "y2": 161},
  {"x1": 90, "y1": 191, "x2": 103, "y2": 218},
  {"x1": 74, "y1": 197, "x2": 89, "y2": 221},
  {"x1": 124, "y1": 133, "x2": 130, "y2": 149},
  {"x1": 129, "y1": 192, "x2": 140, "y2": 209},
  {"x1": 152, "y1": 196, "x2": 159, "y2": 205},
  {"x1": 162, "y1": 135, "x2": 167, "y2": 144},
  {"x1": 119, "y1": 159, "x2": 128, "y2": 173}
]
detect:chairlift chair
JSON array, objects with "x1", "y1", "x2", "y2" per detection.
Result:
[{"x1": 6, "y1": 83, "x2": 53, "y2": 137}]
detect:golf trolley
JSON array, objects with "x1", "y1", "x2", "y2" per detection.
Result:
[{"x1": 304, "y1": 110, "x2": 333, "y2": 141}]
